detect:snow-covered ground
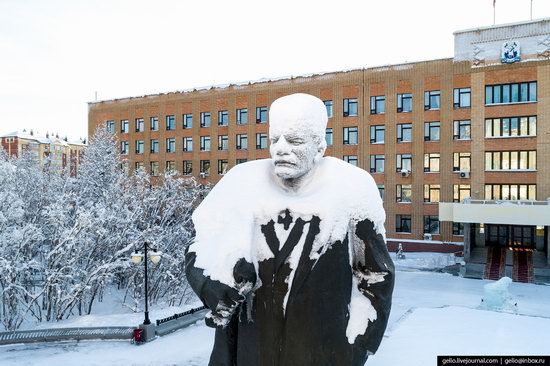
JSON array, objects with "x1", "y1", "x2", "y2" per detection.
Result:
[{"x1": 1, "y1": 253, "x2": 549, "y2": 366}]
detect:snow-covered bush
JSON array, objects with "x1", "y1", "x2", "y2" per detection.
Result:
[{"x1": 0, "y1": 127, "x2": 200, "y2": 330}]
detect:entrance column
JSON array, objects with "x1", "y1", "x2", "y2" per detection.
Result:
[{"x1": 464, "y1": 223, "x2": 471, "y2": 261}]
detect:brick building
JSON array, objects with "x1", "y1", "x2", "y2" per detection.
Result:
[
  {"x1": 0, "y1": 130, "x2": 86, "y2": 176},
  {"x1": 88, "y1": 19, "x2": 550, "y2": 281}
]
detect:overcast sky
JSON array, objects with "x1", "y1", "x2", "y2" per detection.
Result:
[{"x1": 1, "y1": 0, "x2": 549, "y2": 140}]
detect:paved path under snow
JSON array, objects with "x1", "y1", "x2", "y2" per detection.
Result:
[{"x1": 1, "y1": 270, "x2": 549, "y2": 366}]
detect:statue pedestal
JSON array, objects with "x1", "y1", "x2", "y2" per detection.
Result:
[{"x1": 139, "y1": 323, "x2": 157, "y2": 342}]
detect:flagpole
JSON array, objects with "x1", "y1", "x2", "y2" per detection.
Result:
[
  {"x1": 531, "y1": 0, "x2": 533, "y2": 20},
  {"x1": 493, "y1": 0, "x2": 496, "y2": 25}
]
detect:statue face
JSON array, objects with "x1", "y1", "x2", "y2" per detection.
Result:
[
  {"x1": 269, "y1": 132, "x2": 321, "y2": 180},
  {"x1": 268, "y1": 93, "x2": 328, "y2": 184}
]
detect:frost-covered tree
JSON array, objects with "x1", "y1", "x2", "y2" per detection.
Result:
[{"x1": 0, "y1": 127, "x2": 200, "y2": 330}]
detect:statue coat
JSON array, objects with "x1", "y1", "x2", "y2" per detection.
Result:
[{"x1": 185, "y1": 158, "x2": 395, "y2": 366}]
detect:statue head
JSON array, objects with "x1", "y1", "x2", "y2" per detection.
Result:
[{"x1": 269, "y1": 93, "x2": 328, "y2": 190}]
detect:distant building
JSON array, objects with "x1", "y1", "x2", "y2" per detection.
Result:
[
  {"x1": 88, "y1": 18, "x2": 550, "y2": 282},
  {"x1": 0, "y1": 130, "x2": 86, "y2": 176}
]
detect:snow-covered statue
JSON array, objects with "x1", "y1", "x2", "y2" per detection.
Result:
[{"x1": 185, "y1": 93, "x2": 394, "y2": 366}]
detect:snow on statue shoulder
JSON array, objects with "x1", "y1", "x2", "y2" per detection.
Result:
[{"x1": 186, "y1": 93, "x2": 394, "y2": 366}]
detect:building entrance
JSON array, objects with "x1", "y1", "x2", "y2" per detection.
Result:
[{"x1": 486, "y1": 224, "x2": 535, "y2": 248}]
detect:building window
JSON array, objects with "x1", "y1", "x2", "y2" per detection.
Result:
[
  {"x1": 370, "y1": 155, "x2": 385, "y2": 173},
  {"x1": 424, "y1": 90, "x2": 440, "y2": 110},
  {"x1": 396, "y1": 184, "x2": 412, "y2": 203},
  {"x1": 106, "y1": 120, "x2": 115, "y2": 133},
  {"x1": 396, "y1": 154, "x2": 412, "y2": 172},
  {"x1": 183, "y1": 137, "x2": 193, "y2": 152},
  {"x1": 150, "y1": 116, "x2": 159, "y2": 131},
  {"x1": 396, "y1": 215, "x2": 412, "y2": 233},
  {"x1": 218, "y1": 159, "x2": 228, "y2": 175},
  {"x1": 120, "y1": 141, "x2": 129, "y2": 155},
  {"x1": 453, "y1": 184, "x2": 471, "y2": 203},
  {"x1": 453, "y1": 222, "x2": 465, "y2": 236},
  {"x1": 343, "y1": 127, "x2": 358, "y2": 145},
  {"x1": 200, "y1": 160, "x2": 210, "y2": 175},
  {"x1": 256, "y1": 133, "x2": 268, "y2": 149},
  {"x1": 423, "y1": 153, "x2": 440, "y2": 172},
  {"x1": 343, "y1": 98, "x2": 358, "y2": 117},
  {"x1": 370, "y1": 125, "x2": 385, "y2": 144},
  {"x1": 485, "y1": 151, "x2": 536, "y2": 171},
  {"x1": 236, "y1": 134, "x2": 248, "y2": 150},
  {"x1": 121, "y1": 120, "x2": 129, "y2": 133},
  {"x1": 485, "y1": 116, "x2": 537, "y2": 138},
  {"x1": 218, "y1": 110, "x2": 229, "y2": 127},
  {"x1": 183, "y1": 114, "x2": 193, "y2": 129},
  {"x1": 135, "y1": 118, "x2": 144, "y2": 132},
  {"x1": 424, "y1": 216, "x2": 440, "y2": 234},
  {"x1": 218, "y1": 135, "x2": 229, "y2": 151},
  {"x1": 453, "y1": 88, "x2": 471, "y2": 109},
  {"x1": 166, "y1": 161, "x2": 176, "y2": 173},
  {"x1": 166, "y1": 138, "x2": 176, "y2": 153},
  {"x1": 135, "y1": 161, "x2": 144, "y2": 173},
  {"x1": 485, "y1": 81, "x2": 537, "y2": 105},
  {"x1": 377, "y1": 184, "x2": 385, "y2": 199},
  {"x1": 453, "y1": 152, "x2": 471, "y2": 172},
  {"x1": 396, "y1": 123, "x2": 412, "y2": 143},
  {"x1": 150, "y1": 161, "x2": 159, "y2": 177},
  {"x1": 166, "y1": 115, "x2": 175, "y2": 131},
  {"x1": 485, "y1": 184, "x2": 536, "y2": 200},
  {"x1": 150, "y1": 139, "x2": 159, "y2": 153},
  {"x1": 200, "y1": 112, "x2": 211, "y2": 128},
  {"x1": 324, "y1": 100, "x2": 333, "y2": 118},
  {"x1": 397, "y1": 93, "x2": 412, "y2": 113},
  {"x1": 236, "y1": 108, "x2": 248, "y2": 125},
  {"x1": 370, "y1": 96, "x2": 385, "y2": 114},
  {"x1": 424, "y1": 184, "x2": 440, "y2": 203},
  {"x1": 183, "y1": 160, "x2": 192, "y2": 175},
  {"x1": 256, "y1": 106, "x2": 268, "y2": 123},
  {"x1": 424, "y1": 122, "x2": 440, "y2": 141},
  {"x1": 135, "y1": 140, "x2": 144, "y2": 154},
  {"x1": 343, "y1": 155, "x2": 358, "y2": 166},
  {"x1": 453, "y1": 120, "x2": 471, "y2": 140},
  {"x1": 200, "y1": 136, "x2": 211, "y2": 151},
  {"x1": 236, "y1": 158, "x2": 247, "y2": 165},
  {"x1": 325, "y1": 128, "x2": 333, "y2": 146}
]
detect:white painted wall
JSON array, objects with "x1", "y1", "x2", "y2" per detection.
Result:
[
  {"x1": 454, "y1": 18, "x2": 550, "y2": 63},
  {"x1": 440, "y1": 202, "x2": 550, "y2": 226}
]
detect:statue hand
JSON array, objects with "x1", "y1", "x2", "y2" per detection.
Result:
[{"x1": 233, "y1": 258, "x2": 257, "y2": 295}]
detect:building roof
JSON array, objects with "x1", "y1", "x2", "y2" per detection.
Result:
[
  {"x1": 0, "y1": 131, "x2": 86, "y2": 147},
  {"x1": 453, "y1": 17, "x2": 550, "y2": 35},
  {"x1": 87, "y1": 57, "x2": 453, "y2": 106}
]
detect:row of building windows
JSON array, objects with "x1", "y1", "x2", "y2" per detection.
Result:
[
  {"x1": 120, "y1": 134, "x2": 269, "y2": 154},
  {"x1": 106, "y1": 107, "x2": 266, "y2": 134},
  {"x1": 395, "y1": 215, "x2": 464, "y2": 235},
  {"x1": 371, "y1": 150, "x2": 536, "y2": 173},
  {"x1": 105, "y1": 82, "x2": 538, "y2": 134},
  {"x1": 109, "y1": 115, "x2": 537, "y2": 146},
  {"x1": 125, "y1": 136, "x2": 538, "y2": 175}
]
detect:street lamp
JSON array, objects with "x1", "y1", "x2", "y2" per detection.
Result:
[{"x1": 131, "y1": 242, "x2": 162, "y2": 326}]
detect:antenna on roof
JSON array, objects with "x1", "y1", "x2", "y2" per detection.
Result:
[{"x1": 95, "y1": 91, "x2": 98, "y2": 101}]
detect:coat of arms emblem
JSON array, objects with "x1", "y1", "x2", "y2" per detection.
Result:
[{"x1": 501, "y1": 41, "x2": 521, "y2": 63}]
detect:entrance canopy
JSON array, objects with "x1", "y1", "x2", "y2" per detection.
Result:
[{"x1": 439, "y1": 200, "x2": 550, "y2": 226}]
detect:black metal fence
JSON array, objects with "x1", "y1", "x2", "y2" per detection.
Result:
[{"x1": 156, "y1": 306, "x2": 207, "y2": 326}]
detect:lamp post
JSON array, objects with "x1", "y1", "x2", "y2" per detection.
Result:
[{"x1": 131, "y1": 242, "x2": 161, "y2": 338}]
